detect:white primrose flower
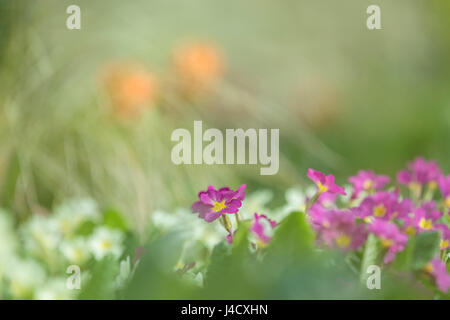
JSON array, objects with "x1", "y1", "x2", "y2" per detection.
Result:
[
  {"x1": 305, "y1": 185, "x2": 318, "y2": 198},
  {"x1": 0, "y1": 210, "x2": 18, "y2": 278},
  {"x1": 4, "y1": 257, "x2": 46, "y2": 299},
  {"x1": 54, "y1": 198, "x2": 101, "y2": 236},
  {"x1": 342, "y1": 184, "x2": 354, "y2": 204},
  {"x1": 190, "y1": 221, "x2": 226, "y2": 251},
  {"x1": 35, "y1": 278, "x2": 75, "y2": 300},
  {"x1": 20, "y1": 214, "x2": 61, "y2": 260},
  {"x1": 239, "y1": 190, "x2": 273, "y2": 220},
  {"x1": 154, "y1": 208, "x2": 226, "y2": 251},
  {"x1": 272, "y1": 187, "x2": 306, "y2": 221},
  {"x1": 60, "y1": 237, "x2": 91, "y2": 265},
  {"x1": 88, "y1": 227, "x2": 124, "y2": 260},
  {"x1": 151, "y1": 209, "x2": 186, "y2": 230},
  {"x1": 152, "y1": 208, "x2": 226, "y2": 268},
  {"x1": 285, "y1": 187, "x2": 306, "y2": 209}
]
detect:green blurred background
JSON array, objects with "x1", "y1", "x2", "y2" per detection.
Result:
[{"x1": 0, "y1": 0, "x2": 449, "y2": 235}]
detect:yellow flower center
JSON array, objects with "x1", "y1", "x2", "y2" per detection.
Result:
[
  {"x1": 409, "y1": 182, "x2": 421, "y2": 191},
  {"x1": 428, "y1": 181, "x2": 438, "y2": 190},
  {"x1": 335, "y1": 234, "x2": 351, "y2": 248},
  {"x1": 364, "y1": 216, "x2": 374, "y2": 223},
  {"x1": 102, "y1": 241, "x2": 112, "y2": 250},
  {"x1": 61, "y1": 220, "x2": 72, "y2": 234},
  {"x1": 380, "y1": 237, "x2": 393, "y2": 248},
  {"x1": 419, "y1": 218, "x2": 433, "y2": 230},
  {"x1": 424, "y1": 263, "x2": 433, "y2": 274},
  {"x1": 373, "y1": 204, "x2": 387, "y2": 217},
  {"x1": 406, "y1": 226, "x2": 416, "y2": 236},
  {"x1": 256, "y1": 239, "x2": 269, "y2": 249},
  {"x1": 74, "y1": 249, "x2": 84, "y2": 261},
  {"x1": 176, "y1": 260, "x2": 184, "y2": 269},
  {"x1": 317, "y1": 182, "x2": 328, "y2": 193},
  {"x1": 363, "y1": 180, "x2": 374, "y2": 190},
  {"x1": 445, "y1": 197, "x2": 450, "y2": 208},
  {"x1": 212, "y1": 200, "x2": 226, "y2": 212},
  {"x1": 440, "y1": 239, "x2": 449, "y2": 250}
]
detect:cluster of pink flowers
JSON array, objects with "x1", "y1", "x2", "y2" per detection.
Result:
[
  {"x1": 307, "y1": 157, "x2": 450, "y2": 293},
  {"x1": 190, "y1": 157, "x2": 449, "y2": 293}
]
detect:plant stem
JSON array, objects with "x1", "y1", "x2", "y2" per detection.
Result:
[
  {"x1": 305, "y1": 191, "x2": 320, "y2": 214},
  {"x1": 221, "y1": 214, "x2": 232, "y2": 234},
  {"x1": 234, "y1": 212, "x2": 241, "y2": 226}
]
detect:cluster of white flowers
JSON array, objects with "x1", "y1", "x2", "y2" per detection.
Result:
[{"x1": 0, "y1": 199, "x2": 126, "y2": 299}]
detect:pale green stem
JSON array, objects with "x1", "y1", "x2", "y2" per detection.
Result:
[
  {"x1": 221, "y1": 214, "x2": 232, "y2": 234},
  {"x1": 409, "y1": 183, "x2": 422, "y2": 206},
  {"x1": 305, "y1": 191, "x2": 321, "y2": 214},
  {"x1": 234, "y1": 212, "x2": 241, "y2": 226},
  {"x1": 423, "y1": 182, "x2": 437, "y2": 202}
]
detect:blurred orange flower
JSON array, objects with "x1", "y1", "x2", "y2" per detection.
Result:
[
  {"x1": 293, "y1": 77, "x2": 342, "y2": 130},
  {"x1": 173, "y1": 42, "x2": 224, "y2": 93},
  {"x1": 100, "y1": 62, "x2": 158, "y2": 117}
]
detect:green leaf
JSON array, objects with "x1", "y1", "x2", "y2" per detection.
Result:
[
  {"x1": 411, "y1": 231, "x2": 440, "y2": 270},
  {"x1": 208, "y1": 241, "x2": 231, "y2": 266},
  {"x1": 344, "y1": 250, "x2": 362, "y2": 275},
  {"x1": 231, "y1": 220, "x2": 251, "y2": 253},
  {"x1": 392, "y1": 237, "x2": 415, "y2": 271},
  {"x1": 123, "y1": 232, "x2": 193, "y2": 299},
  {"x1": 78, "y1": 256, "x2": 119, "y2": 299},
  {"x1": 75, "y1": 220, "x2": 96, "y2": 236},
  {"x1": 360, "y1": 233, "x2": 381, "y2": 284},
  {"x1": 267, "y1": 211, "x2": 314, "y2": 257},
  {"x1": 203, "y1": 222, "x2": 249, "y2": 286},
  {"x1": 200, "y1": 223, "x2": 261, "y2": 299},
  {"x1": 102, "y1": 209, "x2": 129, "y2": 231}
]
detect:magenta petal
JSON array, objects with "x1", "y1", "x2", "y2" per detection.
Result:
[
  {"x1": 376, "y1": 175, "x2": 390, "y2": 188},
  {"x1": 325, "y1": 174, "x2": 336, "y2": 185},
  {"x1": 234, "y1": 184, "x2": 246, "y2": 201},
  {"x1": 337, "y1": 186, "x2": 347, "y2": 195},
  {"x1": 251, "y1": 222, "x2": 270, "y2": 243},
  {"x1": 318, "y1": 192, "x2": 338, "y2": 205},
  {"x1": 307, "y1": 168, "x2": 326, "y2": 185},
  {"x1": 204, "y1": 211, "x2": 223, "y2": 222},
  {"x1": 207, "y1": 188, "x2": 220, "y2": 202},
  {"x1": 397, "y1": 170, "x2": 412, "y2": 185},
  {"x1": 191, "y1": 201, "x2": 212, "y2": 218},
  {"x1": 323, "y1": 175, "x2": 346, "y2": 195},
  {"x1": 250, "y1": 213, "x2": 275, "y2": 244},
  {"x1": 222, "y1": 199, "x2": 242, "y2": 213},
  {"x1": 199, "y1": 192, "x2": 214, "y2": 205},
  {"x1": 327, "y1": 183, "x2": 346, "y2": 195},
  {"x1": 384, "y1": 250, "x2": 396, "y2": 264},
  {"x1": 221, "y1": 190, "x2": 237, "y2": 202},
  {"x1": 439, "y1": 175, "x2": 450, "y2": 198},
  {"x1": 431, "y1": 258, "x2": 450, "y2": 293}
]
